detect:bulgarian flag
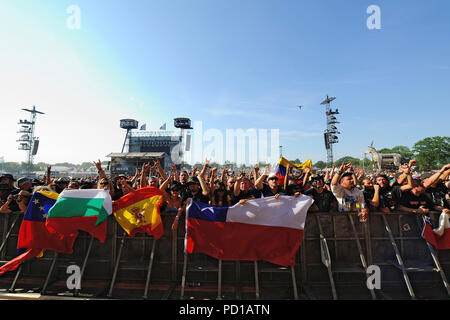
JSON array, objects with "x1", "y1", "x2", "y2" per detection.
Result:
[
  {"x1": 422, "y1": 211, "x2": 450, "y2": 250},
  {"x1": 46, "y1": 189, "x2": 113, "y2": 243},
  {"x1": 113, "y1": 187, "x2": 165, "y2": 239}
]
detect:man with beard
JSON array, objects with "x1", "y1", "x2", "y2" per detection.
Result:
[
  {"x1": 182, "y1": 175, "x2": 210, "y2": 205},
  {"x1": 397, "y1": 178, "x2": 449, "y2": 215},
  {"x1": 305, "y1": 175, "x2": 337, "y2": 212},
  {"x1": 331, "y1": 162, "x2": 368, "y2": 221},
  {"x1": 232, "y1": 174, "x2": 258, "y2": 204},
  {"x1": 422, "y1": 164, "x2": 450, "y2": 209},
  {"x1": 375, "y1": 164, "x2": 414, "y2": 213},
  {"x1": 255, "y1": 166, "x2": 285, "y2": 198}
]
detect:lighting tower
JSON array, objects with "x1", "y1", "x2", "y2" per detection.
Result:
[
  {"x1": 120, "y1": 119, "x2": 139, "y2": 152},
  {"x1": 174, "y1": 118, "x2": 193, "y2": 165},
  {"x1": 320, "y1": 95, "x2": 341, "y2": 165},
  {"x1": 17, "y1": 106, "x2": 44, "y2": 175}
]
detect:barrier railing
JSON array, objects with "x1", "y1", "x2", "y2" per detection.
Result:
[{"x1": 0, "y1": 210, "x2": 449, "y2": 299}]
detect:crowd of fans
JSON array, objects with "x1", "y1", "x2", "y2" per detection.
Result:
[{"x1": 1, "y1": 159, "x2": 449, "y2": 226}]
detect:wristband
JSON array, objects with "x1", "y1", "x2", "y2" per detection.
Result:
[
  {"x1": 175, "y1": 216, "x2": 180, "y2": 221},
  {"x1": 337, "y1": 171, "x2": 344, "y2": 175}
]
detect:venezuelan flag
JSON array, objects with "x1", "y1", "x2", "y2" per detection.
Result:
[
  {"x1": 113, "y1": 187, "x2": 165, "y2": 239},
  {"x1": 0, "y1": 191, "x2": 77, "y2": 275},
  {"x1": 274, "y1": 157, "x2": 313, "y2": 185}
]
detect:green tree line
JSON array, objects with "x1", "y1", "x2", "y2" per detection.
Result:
[{"x1": 313, "y1": 136, "x2": 450, "y2": 171}]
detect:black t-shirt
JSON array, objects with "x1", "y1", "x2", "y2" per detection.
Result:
[
  {"x1": 379, "y1": 185, "x2": 403, "y2": 210},
  {"x1": 231, "y1": 187, "x2": 258, "y2": 204},
  {"x1": 425, "y1": 183, "x2": 449, "y2": 209},
  {"x1": 259, "y1": 183, "x2": 285, "y2": 198},
  {"x1": 398, "y1": 190, "x2": 435, "y2": 210},
  {"x1": 182, "y1": 189, "x2": 210, "y2": 204},
  {"x1": 304, "y1": 188, "x2": 336, "y2": 212}
]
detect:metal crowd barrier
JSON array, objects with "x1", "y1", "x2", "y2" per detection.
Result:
[{"x1": 0, "y1": 209, "x2": 449, "y2": 300}]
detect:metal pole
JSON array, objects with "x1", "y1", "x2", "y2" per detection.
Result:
[
  {"x1": 107, "y1": 231, "x2": 127, "y2": 298},
  {"x1": 41, "y1": 252, "x2": 59, "y2": 295},
  {"x1": 0, "y1": 214, "x2": 21, "y2": 255},
  {"x1": 347, "y1": 214, "x2": 377, "y2": 300},
  {"x1": 143, "y1": 238, "x2": 157, "y2": 299},
  {"x1": 73, "y1": 236, "x2": 95, "y2": 297},
  {"x1": 381, "y1": 213, "x2": 416, "y2": 299},
  {"x1": 217, "y1": 259, "x2": 222, "y2": 300},
  {"x1": 180, "y1": 250, "x2": 188, "y2": 300},
  {"x1": 8, "y1": 265, "x2": 23, "y2": 293},
  {"x1": 254, "y1": 261, "x2": 260, "y2": 299}
]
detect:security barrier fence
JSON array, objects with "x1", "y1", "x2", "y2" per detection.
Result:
[{"x1": 0, "y1": 210, "x2": 449, "y2": 300}]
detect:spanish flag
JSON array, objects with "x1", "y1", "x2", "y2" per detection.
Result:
[
  {"x1": 113, "y1": 187, "x2": 165, "y2": 239},
  {"x1": 274, "y1": 157, "x2": 313, "y2": 185}
]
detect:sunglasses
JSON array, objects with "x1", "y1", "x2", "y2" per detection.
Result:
[{"x1": 100, "y1": 182, "x2": 109, "y2": 185}]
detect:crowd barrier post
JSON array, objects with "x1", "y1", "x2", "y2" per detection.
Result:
[
  {"x1": 381, "y1": 213, "x2": 416, "y2": 299},
  {"x1": 0, "y1": 214, "x2": 21, "y2": 258},
  {"x1": 347, "y1": 214, "x2": 377, "y2": 300},
  {"x1": 316, "y1": 215, "x2": 337, "y2": 300},
  {"x1": 107, "y1": 231, "x2": 127, "y2": 298},
  {"x1": 7, "y1": 265, "x2": 22, "y2": 293},
  {"x1": 414, "y1": 214, "x2": 450, "y2": 297},
  {"x1": 73, "y1": 235, "x2": 95, "y2": 297},
  {"x1": 142, "y1": 237, "x2": 158, "y2": 299},
  {"x1": 40, "y1": 251, "x2": 59, "y2": 295}
]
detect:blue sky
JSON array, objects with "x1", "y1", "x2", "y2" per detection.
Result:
[{"x1": 1, "y1": 0, "x2": 449, "y2": 165}]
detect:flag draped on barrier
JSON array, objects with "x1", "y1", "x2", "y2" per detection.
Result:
[
  {"x1": 113, "y1": 187, "x2": 165, "y2": 238},
  {"x1": 0, "y1": 191, "x2": 77, "y2": 275},
  {"x1": 422, "y1": 211, "x2": 450, "y2": 250},
  {"x1": 185, "y1": 195, "x2": 314, "y2": 266},
  {"x1": 274, "y1": 157, "x2": 312, "y2": 186},
  {"x1": 46, "y1": 189, "x2": 112, "y2": 243}
]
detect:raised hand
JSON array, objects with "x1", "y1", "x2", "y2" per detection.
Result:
[{"x1": 93, "y1": 159, "x2": 102, "y2": 170}]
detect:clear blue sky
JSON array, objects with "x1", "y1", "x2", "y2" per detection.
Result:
[{"x1": 1, "y1": 0, "x2": 449, "y2": 165}]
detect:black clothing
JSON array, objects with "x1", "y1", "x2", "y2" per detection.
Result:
[
  {"x1": 304, "y1": 188, "x2": 336, "y2": 212},
  {"x1": 379, "y1": 185, "x2": 403, "y2": 211},
  {"x1": 398, "y1": 190, "x2": 435, "y2": 210},
  {"x1": 182, "y1": 189, "x2": 210, "y2": 204},
  {"x1": 231, "y1": 187, "x2": 258, "y2": 204},
  {"x1": 259, "y1": 183, "x2": 285, "y2": 198},
  {"x1": 425, "y1": 183, "x2": 449, "y2": 209}
]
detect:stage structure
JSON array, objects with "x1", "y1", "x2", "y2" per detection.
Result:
[
  {"x1": 320, "y1": 95, "x2": 341, "y2": 165},
  {"x1": 17, "y1": 106, "x2": 44, "y2": 174},
  {"x1": 108, "y1": 118, "x2": 193, "y2": 175}
]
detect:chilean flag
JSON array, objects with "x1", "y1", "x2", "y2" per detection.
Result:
[
  {"x1": 422, "y1": 211, "x2": 450, "y2": 250},
  {"x1": 185, "y1": 195, "x2": 314, "y2": 266}
]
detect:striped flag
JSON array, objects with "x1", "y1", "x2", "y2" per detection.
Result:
[
  {"x1": 46, "y1": 189, "x2": 112, "y2": 243},
  {"x1": 0, "y1": 191, "x2": 77, "y2": 275},
  {"x1": 113, "y1": 187, "x2": 165, "y2": 238},
  {"x1": 185, "y1": 195, "x2": 314, "y2": 266},
  {"x1": 274, "y1": 157, "x2": 312, "y2": 186},
  {"x1": 422, "y1": 211, "x2": 450, "y2": 250}
]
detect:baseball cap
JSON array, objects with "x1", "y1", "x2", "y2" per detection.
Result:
[
  {"x1": 17, "y1": 177, "x2": 31, "y2": 187},
  {"x1": 268, "y1": 173, "x2": 279, "y2": 180},
  {"x1": 0, "y1": 174, "x2": 15, "y2": 181}
]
